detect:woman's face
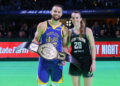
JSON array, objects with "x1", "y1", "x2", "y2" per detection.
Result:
[{"x1": 71, "y1": 13, "x2": 82, "y2": 26}]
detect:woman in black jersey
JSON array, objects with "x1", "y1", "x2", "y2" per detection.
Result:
[{"x1": 68, "y1": 11, "x2": 96, "y2": 86}]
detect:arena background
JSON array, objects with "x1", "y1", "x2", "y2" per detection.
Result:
[{"x1": 0, "y1": 0, "x2": 120, "y2": 86}]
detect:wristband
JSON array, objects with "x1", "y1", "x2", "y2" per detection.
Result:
[{"x1": 92, "y1": 58, "x2": 96, "y2": 60}]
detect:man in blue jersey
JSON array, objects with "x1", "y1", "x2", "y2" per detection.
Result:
[{"x1": 32, "y1": 5, "x2": 69, "y2": 86}]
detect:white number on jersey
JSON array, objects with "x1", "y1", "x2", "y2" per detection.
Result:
[{"x1": 74, "y1": 42, "x2": 82, "y2": 49}]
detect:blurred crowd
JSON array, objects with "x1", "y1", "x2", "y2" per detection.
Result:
[
  {"x1": 65, "y1": 0, "x2": 120, "y2": 10},
  {"x1": 0, "y1": 21, "x2": 37, "y2": 39},
  {"x1": 0, "y1": 0, "x2": 120, "y2": 10},
  {"x1": 91, "y1": 21, "x2": 120, "y2": 38},
  {"x1": 0, "y1": 20, "x2": 120, "y2": 39},
  {"x1": 0, "y1": 0, "x2": 120, "y2": 39}
]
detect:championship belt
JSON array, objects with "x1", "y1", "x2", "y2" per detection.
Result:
[{"x1": 14, "y1": 42, "x2": 81, "y2": 68}]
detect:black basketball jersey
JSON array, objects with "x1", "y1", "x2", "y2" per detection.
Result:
[{"x1": 70, "y1": 27, "x2": 91, "y2": 59}]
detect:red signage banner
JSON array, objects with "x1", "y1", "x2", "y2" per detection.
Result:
[
  {"x1": 0, "y1": 41, "x2": 120, "y2": 58},
  {"x1": 0, "y1": 42, "x2": 39, "y2": 58},
  {"x1": 95, "y1": 41, "x2": 120, "y2": 57}
]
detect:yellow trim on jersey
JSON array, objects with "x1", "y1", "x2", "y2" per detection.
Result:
[
  {"x1": 61, "y1": 25, "x2": 64, "y2": 38},
  {"x1": 48, "y1": 20, "x2": 61, "y2": 29},
  {"x1": 37, "y1": 76, "x2": 48, "y2": 85},
  {"x1": 42, "y1": 21, "x2": 47, "y2": 34},
  {"x1": 52, "y1": 76, "x2": 63, "y2": 83}
]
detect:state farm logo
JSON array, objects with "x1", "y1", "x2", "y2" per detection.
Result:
[{"x1": 0, "y1": 47, "x2": 28, "y2": 54}]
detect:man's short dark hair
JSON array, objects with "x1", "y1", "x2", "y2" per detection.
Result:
[{"x1": 52, "y1": 4, "x2": 63, "y2": 9}]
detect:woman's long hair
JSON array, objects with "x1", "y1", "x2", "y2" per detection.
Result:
[{"x1": 80, "y1": 20, "x2": 85, "y2": 37}]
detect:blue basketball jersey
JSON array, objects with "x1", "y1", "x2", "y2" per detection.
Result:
[
  {"x1": 37, "y1": 20, "x2": 64, "y2": 85},
  {"x1": 39, "y1": 20, "x2": 64, "y2": 63},
  {"x1": 40, "y1": 20, "x2": 64, "y2": 52}
]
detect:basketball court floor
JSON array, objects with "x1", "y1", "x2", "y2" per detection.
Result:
[{"x1": 0, "y1": 61, "x2": 120, "y2": 86}]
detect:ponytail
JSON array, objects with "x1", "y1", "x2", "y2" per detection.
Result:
[{"x1": 80, "y1": 20, "x2": 85, "y2": 37}]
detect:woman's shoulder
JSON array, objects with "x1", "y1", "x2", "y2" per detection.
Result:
[{"x1": 86, "y1": 27, "x2": 93, "y2": 34}]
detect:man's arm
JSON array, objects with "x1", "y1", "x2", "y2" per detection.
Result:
[
  {"x1": 62, "y1": 26, "x2": 70, "y2": 55},
  {"x1": 32, "y1": 22, "x2": 46, "y2": 44},
  {"x1": 68, "y1": 29, "x2": 72, "y2": 48}
]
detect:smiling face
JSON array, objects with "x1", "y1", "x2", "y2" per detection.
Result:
[
  {"x1": 71, "y1": 12, "x2": 82, "y2": 26},
  {"x1": 51, "y1": 6, "x2": 62, "y2": 21}
]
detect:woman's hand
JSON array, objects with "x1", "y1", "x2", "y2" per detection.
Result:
[{"x1": 90, "y1": 60, "x2": 96, "y2": 73}]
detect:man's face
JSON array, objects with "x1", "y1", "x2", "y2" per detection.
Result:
[
  {"x1": 51, "y1": 6, "x2": 62, "y2": 21},
  {"x1": 71, "y1": 13, "x2": 82, "y2": 25}
]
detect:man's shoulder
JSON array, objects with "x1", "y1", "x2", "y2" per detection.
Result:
[
  {"x1": 37, "y1": 21, "x2": 47, "y2": 29},
  {"x1": 38, "y1": 21, "x2": 47, "y2": 26}
]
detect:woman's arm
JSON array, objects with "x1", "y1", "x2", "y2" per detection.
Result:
[{"x1": 86, "y1": 27, "x2": 96, "y2": 73}]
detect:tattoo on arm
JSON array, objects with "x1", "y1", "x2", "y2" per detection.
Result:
[
  {"x1": 62, "y1": 27, "x2": 69, "y2": 47},
  {"x1": 33, "y1": 23, "x2": 44, "y2": 42}
]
